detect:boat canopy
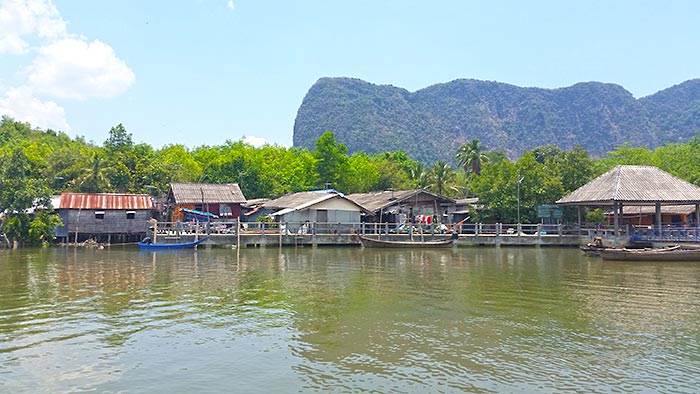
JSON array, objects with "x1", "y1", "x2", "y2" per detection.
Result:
[{"x1": 179, "y1": 207, "x2": 219, "y2": 221}]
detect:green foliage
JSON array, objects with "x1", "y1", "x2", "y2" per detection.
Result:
[
  {"x1": 471, "y1": 151, "x2": 565, "y2": 223},
  {"x1": 3, "y1": 214, "x2": 30, "y2": 246},
  {"x1": 456, "y1": 139, "x2": 488, "y2": 175},
  {"x1": 585, "y1": 208, "x2": 605, "y2": 224},
  {"x1": 532, "y1": 145, "x2": 564, "y2": 164},
  {"x1": 28, "y1": 211, "x2": 63, "y2": 246},
  {"x1": 345, "y1": 153, "x2": 380, "y2": 193},
  {"x1": 551, "y1": 145, "x2": 594, "y2": 194},
  {"x1": 72, "y1": 151, "x2": 113, "y2": 193},
  {"x1": 428, "y1": 161, "x2": 456, "y2": 196},
  {"x1": 104, "y1": 123, "x2": 133, "y2": 152},
  {"x1": 313, "y1": 131, "x2": 349, "y2": 191}
]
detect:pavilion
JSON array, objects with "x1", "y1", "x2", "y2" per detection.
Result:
[{"x1": 556, "y1": 165, "x2": 700, "y2": 234}]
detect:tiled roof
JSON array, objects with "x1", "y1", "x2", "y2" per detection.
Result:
[
  {"x1": 557, "y1": 165, "x2": 700, "y2": 205},
  {"x1": 59, "y1": 193, "x2": 153, "y2": 210},
  {"x1": 169, "y1": 183, "x2": 246, "y2": 204}
]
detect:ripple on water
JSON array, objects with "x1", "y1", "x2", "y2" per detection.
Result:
[{"x1": 2, "y1": 247, "x2": 700, "y2": 393}]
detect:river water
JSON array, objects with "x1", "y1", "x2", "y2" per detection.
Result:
[{"x1": 1, "y1": 246, "x2": 699, "y2": 393}]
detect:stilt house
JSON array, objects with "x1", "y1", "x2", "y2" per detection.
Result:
[
  {"x1": 167, "y1": 183, "x2": 247, "y2": 222},
  {"x1": 54, "y1": 193, "x2": 154, "y2": 243}
]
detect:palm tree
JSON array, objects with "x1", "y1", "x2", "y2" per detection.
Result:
[
  {"x1": 429, "y1": 161, "x2": 456, "y2": 195},
  {"x1": 72, "y1": 152, "x2": 113, "y2": 193},
  {"x1": 456, "y1": 139, "x2": 488, "y2": 176}
]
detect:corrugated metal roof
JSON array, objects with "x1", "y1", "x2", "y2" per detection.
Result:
[
  {"x1": 557, "y1": 165, "x2": 700, "y2": 205},
  {"x1": 169, "y1": 183, "x2": 247, "y2": 204},
  {"x1": 59, "y1": 193, "x2": 153, "y2": 210},
  {"x1": 347, "y1": 189, "x2": 455, "y2": 213},
  {"x1": 264, "y1": 191, "x2": 335, "y2": 209},
  {"x1": 264, "y1": 190, "x2": 371, "y2": 214},
  {"x1": 616, "y1": 205, "x2": 697, "y2": 215}
]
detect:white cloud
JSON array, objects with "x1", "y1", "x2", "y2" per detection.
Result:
[
  {"x1": 27, "y1": 36, "x2": 136, "y2": 100},
  {"x1": 0, "y1": 34, "x2": 28, "y2": 54},
  {"x1": 0, "y1": 0, "x2": 134, "y2": 130},
  {"x1": 0, "y1": 0, "x2": 66, "y2": 54},
  {"x1": 0, "y1": 86, "x2": 69, "y2": 130},
  {"x1": 244, "y1": 135, "x2": 267, "y2": 147},
  {"x1": 227, "y1": 0, "x2": 234, "y2": 10}
]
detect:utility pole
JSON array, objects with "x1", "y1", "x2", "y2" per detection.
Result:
[{"x1": 517, "y1": 175, "x2": 525, "y2": 224}]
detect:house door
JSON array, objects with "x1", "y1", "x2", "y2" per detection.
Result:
[{"x1": 317, "y1": 210, "x2": 328, "y2": 234}]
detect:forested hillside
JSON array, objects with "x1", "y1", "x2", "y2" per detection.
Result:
[
  {"x1": 293, "y1": 77, "x2": 700, "y2": 163},
  {"x1": 640, "y1": 79, "x2": 700, "y2": 142}
]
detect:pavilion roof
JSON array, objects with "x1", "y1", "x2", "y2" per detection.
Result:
[{"x1": 557, "y1": 165, "x2": 700, "y2": 206}]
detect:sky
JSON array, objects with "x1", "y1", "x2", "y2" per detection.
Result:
[{"x1": 1, "y1": 0, "x2": 700, "y2": 149}]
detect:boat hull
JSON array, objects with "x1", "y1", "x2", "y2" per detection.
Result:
[
  {"x1": 600, "y1": 247, "x2": 700, "y2": 261},
  {"x1": 138, "y1": 236, "x2": 209, "y2": 250},
  {"x1": 580, "y1": 245, "x2": 606, "y2": 257},
  {"x1": 359, "y1": 235, "x2": 453, "y2": 248}
]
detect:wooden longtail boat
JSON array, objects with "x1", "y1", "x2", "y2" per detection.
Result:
[
  {"x1": 579, "y1": 244, "x2": 607, "y2": 257},
  {"x1": 580, "y1": 237, "x2": 607, "y2": 256},
  {"x1": 138, "y1": 236, "x2": 209, "y2": 250},
  {"x1": 599, "y1": 245, "x2": 700, "y2": 261},
  {"x1": 359, "y1": 235, "x2": 453, "y2": 248}
]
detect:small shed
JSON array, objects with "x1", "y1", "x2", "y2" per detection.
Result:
[
  {"x1": 347, "y1": 189, "x2": 455, "y2": 224},
  {"x1": 264, "y1": 190, "x2": 370, "y2": 233},
  {"x1": 54, "y1": 193, "x2": 154, "y2": 243},
  {"x1": 557, "y1": 165, "x2": 700, "y2": 233},
  {"x1": 167, "y1": 183, "x2": 247, "y2": 222},
  {"x1": 445, "y1": 197, "x2": 480, "y2": 224}
]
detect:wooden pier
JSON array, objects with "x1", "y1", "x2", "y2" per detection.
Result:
[{"x1": 150, "y1": 221, "x2": 594, "y2": 248}]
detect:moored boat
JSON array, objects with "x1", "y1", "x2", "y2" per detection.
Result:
[
  {"x1": 359, "y1": 235, "x2": 453, "y2": 248},
  {"x1": 580, "y1": 236, "x2": 607, "y2": 256},
  {"x1": 580, "y1": 244, "x2": 606, "y2": 256},
  {"x1": 138, "y1": 236, "x2": 209, "y2": 250},
  {"x1": 599, "y1": 245, "x2": 700, "y2": 261}
]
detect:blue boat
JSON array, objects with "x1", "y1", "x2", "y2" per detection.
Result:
[{"x1": 138, "y1": 236, "x2": 209, "y2": 250}]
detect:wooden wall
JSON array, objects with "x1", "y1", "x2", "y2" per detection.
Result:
[{"x1": 59, "y1": 209, "x2": 151, "y2": 235}]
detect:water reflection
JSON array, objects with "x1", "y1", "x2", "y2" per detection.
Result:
[{"x1": 1, "y1": 247, "x2": 699, "y2": 393}]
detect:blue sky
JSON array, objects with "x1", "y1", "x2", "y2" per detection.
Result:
[{"x1": 1, "y1": 0, "x2": 699, "y2": 148}]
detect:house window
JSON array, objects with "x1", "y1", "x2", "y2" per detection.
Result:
[
  {"x1": 126, "y1": 211, "x2": 136, "y2": 219},
  {"x1": 95, "y1": 211, "x2": 105, "y2": 219},
  {"x1": 220, "y1": 204, "x2": 232, "y2": 217}
]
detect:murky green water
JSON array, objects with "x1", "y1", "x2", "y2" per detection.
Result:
[{"x1": 1, "y1": 246, "x2": 699, "y2": 393}]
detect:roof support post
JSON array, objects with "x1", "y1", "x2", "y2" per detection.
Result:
[
  {"x1": 655, "y1": 202, "x2": 662, "y2": 234},
  {"x1": 577, "y1": 206, "x2": 581, "y2": 235},
  {"x1": 695, "y1": 204, "x2": 699, "y2": 229},
  {"x1": 613, "y1": 202, "x2": 619, "y2": 238}
]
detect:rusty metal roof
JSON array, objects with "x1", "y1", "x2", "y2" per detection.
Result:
[
  {"x1": 557, "y1": 165, "x2": 700, "y2": 205},
  {"x1": 169, "y1": 183, "x2": 247, "y2": 204},
  {"x1": 59, "y1": 193, "x2": 154, "y2": 210}
]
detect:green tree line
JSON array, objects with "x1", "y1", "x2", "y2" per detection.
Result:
[{"x1": 3, "y1": 116, "x2": 700, "y2": 245}]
